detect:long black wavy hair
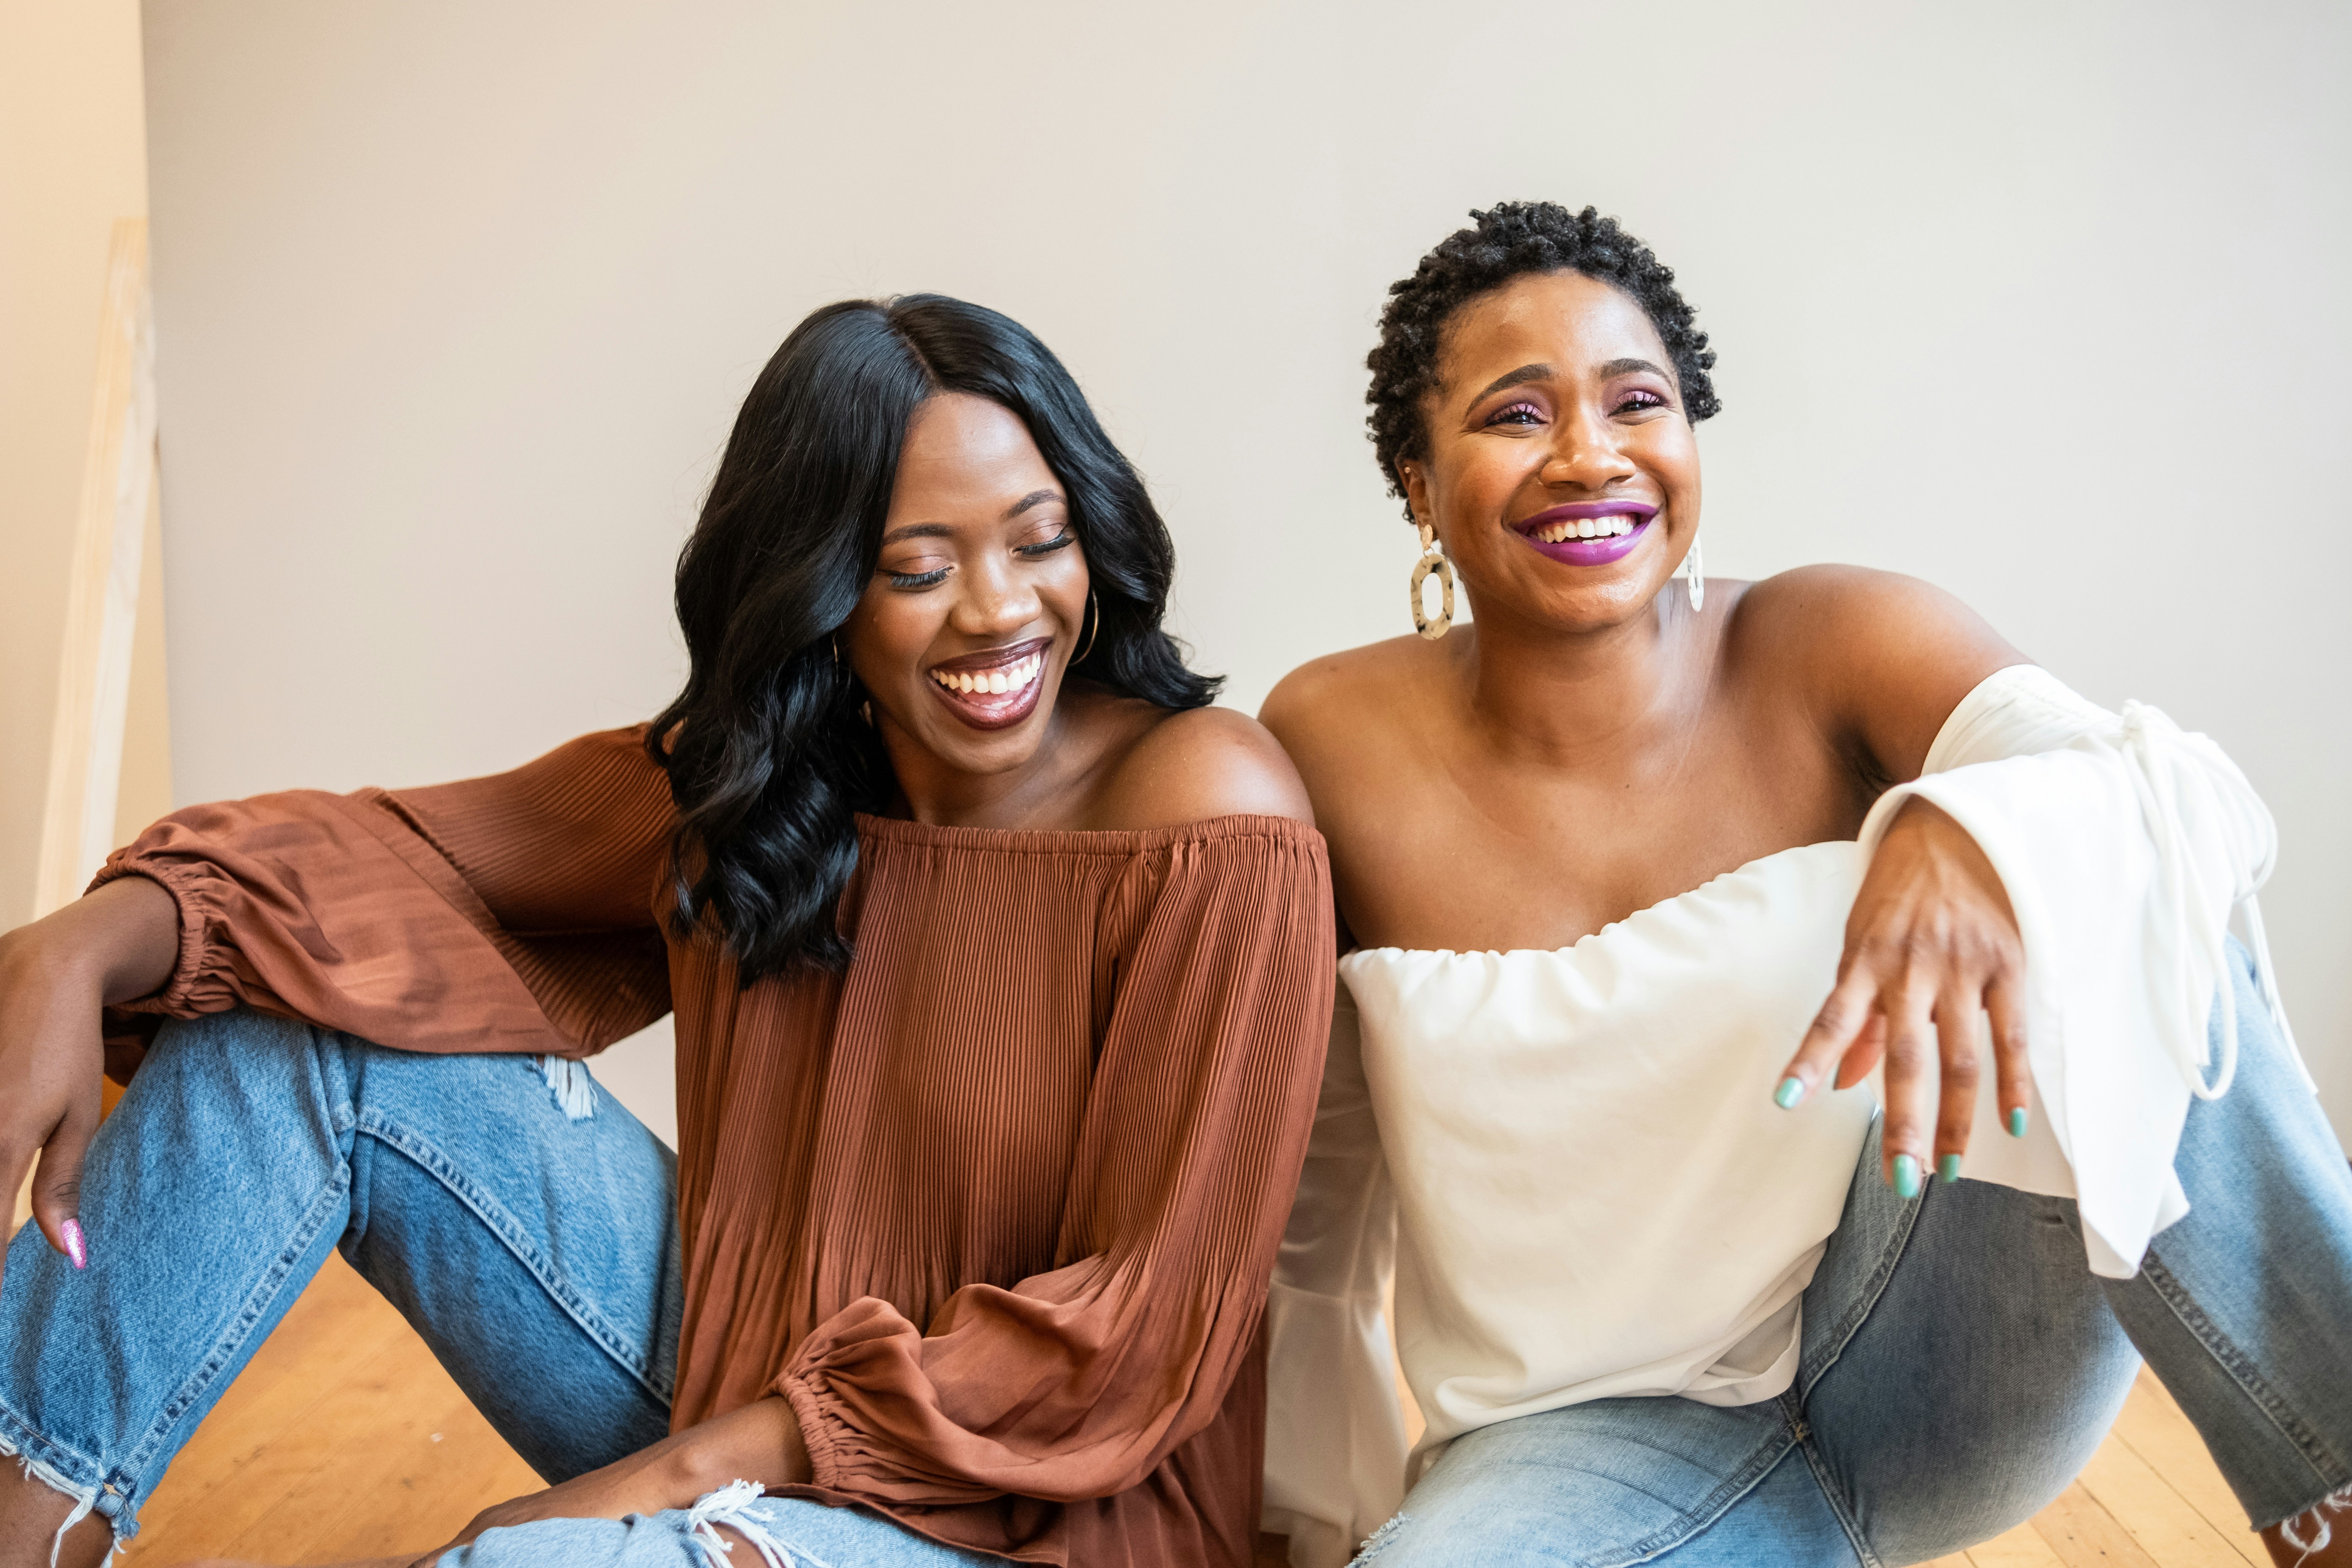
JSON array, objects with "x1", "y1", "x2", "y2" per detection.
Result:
[
  {"x1": 1367, "y1": 202, "x2": 1722, "y2": 519},
  {"x1": 649, "y1": 295, "x2": 1220, "y2": 981}
]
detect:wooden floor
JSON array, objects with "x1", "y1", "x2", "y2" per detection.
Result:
[{"x1": 125, "y1": 1257, "x2": 2270, "y2": 1567}]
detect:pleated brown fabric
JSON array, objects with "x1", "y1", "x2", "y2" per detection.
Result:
[{"x1": 96, "y1": 726, "x2": 1335, "y2": 1567}]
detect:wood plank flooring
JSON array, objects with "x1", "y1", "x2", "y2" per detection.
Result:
[{"x1": 124, "y1": 1258, "x2": 2270, "y2": 1567}]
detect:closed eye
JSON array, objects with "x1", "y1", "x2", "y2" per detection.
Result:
[
  {"x1": 885, "y1": 566, "x2": 950, "y2": 590},
  {"x1": 1016, "y1": 530, "x2": 1077, "y2": 559}
]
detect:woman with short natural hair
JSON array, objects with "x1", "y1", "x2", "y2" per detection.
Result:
[
  {"x1": 1261, "y1": 203, "x2": 2352, "y2": 1568},
  {"x1": 0, "y1": 295, "x2": 1332, "y2": 1568}
]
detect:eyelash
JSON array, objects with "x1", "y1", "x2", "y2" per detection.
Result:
[
  {"x1": 884, "y1": 530, "x2": 1076, "y2": 590},
  {"x1": 1485, "y1": 390, "x2": 1668, "y2": 428},
  {"x1": 1019, "y1": 530, "x2": 1077, "y2": 559}
]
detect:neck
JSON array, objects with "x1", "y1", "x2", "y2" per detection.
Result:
[
  {"x1": 877, "y1": 689, "x2": 1105, "y2": 829},
  {"x1": 1455, "y1": 589, "x2": 1704, "y2": 764}
]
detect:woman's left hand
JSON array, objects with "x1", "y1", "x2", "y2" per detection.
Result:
[{"x1": 1777, "y1": 797, "x2": 2029, "y2": 1196}]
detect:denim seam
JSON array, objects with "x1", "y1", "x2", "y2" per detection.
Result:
[
  {"x1": 1791, "y1": 1416, "x2": 1881, "y2": 1568},
  {"x1": 353, "y1": 1112, "x2": 674, "y2": 1407},
  {"x1": 2136, "y1": 1249, "x2": 2350, "y2": 1510},
  {"x1": 105, "y1": 1168, "x2": 353, "y2": 1539},
  {"x1": 1592, "y1": 1420, "x2": 1801, "y2": 1568},
  {"x1": 1798, "y1": 1176, "x2": 1929, "y2": 1397}
]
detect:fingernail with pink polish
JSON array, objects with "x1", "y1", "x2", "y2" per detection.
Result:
[{"x1": 61, "y1": 1219, "x2": 87, "y2": 1271}]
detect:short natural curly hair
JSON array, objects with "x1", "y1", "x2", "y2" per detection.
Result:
[{"x1": 1366, "y1": 202, "x2": 1721, "y2": 517}]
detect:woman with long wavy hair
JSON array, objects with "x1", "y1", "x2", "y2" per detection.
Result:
[
  {"x1": 1259, "y1": 204, "x2": 2352, "y2": 1568},
  {"x1": 0, "y1": 295, "x2": 1331, "y2": 1568}
]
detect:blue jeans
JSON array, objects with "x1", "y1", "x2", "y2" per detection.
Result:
[
  {"x1": 0, "y1": 1012, "x2": 983, "y2": 1567},
  {"x1": 1356, "y1": 943, "x2": 2352, "y2": 1567}
]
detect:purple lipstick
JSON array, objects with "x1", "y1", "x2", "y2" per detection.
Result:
[{"x1": 1512, "y1": 502, "x2": 1657, "y2": 567}]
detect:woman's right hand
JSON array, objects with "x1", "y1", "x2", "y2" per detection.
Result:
[{"x1": 0, "y1": 875, "x2": 178, "y2": 1293}]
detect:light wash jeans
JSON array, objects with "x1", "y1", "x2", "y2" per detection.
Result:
[
  {"x1": 0, "y1": 1011, "x2": 985, "y2": 1567},
  {"x1": 1353, "y1": 942, "x2": 2352, "y2": 1567}
]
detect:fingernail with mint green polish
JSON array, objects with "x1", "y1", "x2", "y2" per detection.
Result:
[
  {"x1": 1938, "y1": 1154, "x2": 1962, "y2": 1185},
  {"x1": 2007, "y1": 1107, "x2": 2030, "y2": 1139},
  {"x1": 1891, "y1": 1155, "x2": 1922, "y2": 1199},
  {"x1": 61, "y1": 1219, "x2": 87, "y2": 1271},
  {"x1": 1774, "y1": 1076, "x2": 1806, "y2": 1110}
]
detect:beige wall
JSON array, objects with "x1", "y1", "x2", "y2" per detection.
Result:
[
  {"x1": 1, "y1": 0, "x2": 172, "y2": 928},
  {"x1": 139, "y1": 1, "x2": 2350, "y2": 1148}
]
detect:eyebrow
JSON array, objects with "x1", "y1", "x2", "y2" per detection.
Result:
[
  {"x1": 1468, "y1": 358, "x2": 1674, "y2": 405},
  {"x1": 879, "y1": 489, "x2": 1065, "y2": 547},
  {"x1": 1470, "y1": 363, "x2": 1554, "y2": 403}
]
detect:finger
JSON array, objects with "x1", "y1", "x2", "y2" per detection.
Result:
[
  {"x1": 1931, "y1": 984, "x2": 1984, "y2": 1181},
  {"x1": 1, "y1": 1125, "x2": 50, "y2": 1300},
  {"x1": 1780, "y1": 966, "x2": 1883, "y2": 1108},
  {"x1": 30, "y1": 1088, "x2": 98, "y2": 1271},
  {"x1": 1879, "y1": 983, "x2": 1938, "y2": 1198},
  {"x1": 1834, "y1": 1014, "x2": 1888, "y2": 1091},
  {"x1": 1985, "y1": 965, "x2": 2031, "y2": 1139}
]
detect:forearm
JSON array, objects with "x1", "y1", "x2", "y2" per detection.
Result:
[
  {"x1": 0, "y1": 875, "x2": 177, "y2": 1006},
  {"x1": 668, "y1": 1395, "x2": 810, "y2": 1495},
  {"x1": 426, "y1": 1396, "x2": 808, "y2": 1563}
]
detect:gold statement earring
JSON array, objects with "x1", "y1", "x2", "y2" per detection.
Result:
[
  {"x1": 1410, "y1": 523, "x2": 1454, "y2": 639},
  {"x1": 1074, "y1": 589, "x2": 1100, "y2": 663}
]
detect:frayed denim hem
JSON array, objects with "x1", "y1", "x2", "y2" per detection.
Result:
[
  {"x1": 684, "y1": 1481, "x2": 835, "y2": 1568},
  {"x1": 0, "y1": 1424, "x2": 118, "y2": 1568},
  {"x1": 2275, "y1": 1480, "x2": 2352, "y2": 1563}
]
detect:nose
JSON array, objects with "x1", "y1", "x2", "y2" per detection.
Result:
[
  {"x1": 949, "y1": 551, "x2": 1042, "y2": 641},
  {"x1": 1538, "y1": 402, "x2": 1638, "y2": 491}
]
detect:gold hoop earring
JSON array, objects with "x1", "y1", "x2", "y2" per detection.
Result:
[
  {"x1": 1074, "y1": 589, "x2": 1100, "y2": 663},
  {"x1": 1410, "y1": 523, "x2": 1454, "y2": 639}
]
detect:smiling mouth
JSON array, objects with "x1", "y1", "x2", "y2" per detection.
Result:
[
  {"x1": 925, "y1": 638, "x2": 1051, "y2": 731},
  {"x1": 1512, "y1": 502, "x2": 1658, "y2": 566}
]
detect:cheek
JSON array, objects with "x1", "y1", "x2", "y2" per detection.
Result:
[
  {"x1": 1640, "y1": 426, "x2": 1701, "y2": 496},
  {"x1": 1040, "y1": 548, "x2": 1091, "y2": 618},
  {"x1": 846, "y1": 587, "x2": 940, "y2": 684}
]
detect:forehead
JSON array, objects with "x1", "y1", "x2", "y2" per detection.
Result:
[
  {"x1": 1435, "y1": 271, "x2": 1671, "y2": 391},
  {"x1": 891, "y1": 393, "x2": 1055, "y2": 513}
]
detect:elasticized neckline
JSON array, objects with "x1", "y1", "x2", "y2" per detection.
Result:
[{"x1": 853, "y1": 810, "x2": 1323, "y2": 859}]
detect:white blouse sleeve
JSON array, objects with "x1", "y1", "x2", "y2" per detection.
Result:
[
  {"x1": 1262, "y1": 983, "x2": 1410, "y2": 1568},
  {"x1": 1855, "y1": 663, "x2": 2306, "y2": 1277}
]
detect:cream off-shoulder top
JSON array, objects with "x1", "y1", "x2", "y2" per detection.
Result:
[{"x1": 1259, "y1": 665, "x2": 2308, "y2": 1568}]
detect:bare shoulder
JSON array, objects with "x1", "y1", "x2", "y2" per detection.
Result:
[
  {"x1": 1090, "y1": 704, "x2": 1315, "y2": 831},
  {"x1": 1728, "y1": 564, "x2": 2029, "y2": 780},
  {"x1": 1261, "y1": 635, "x2": 1432, "y2": 770},
  {"x1": 1730, "y1": 564, "x2": 1998, "y2": 648}
]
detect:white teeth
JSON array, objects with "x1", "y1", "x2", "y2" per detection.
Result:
[
  {"x1": 1529, "y1": 514, "x2": 1640, "y2": 544},
  {"x1": 931, "y1": 652, "x2": 1044, "y2": 698}
]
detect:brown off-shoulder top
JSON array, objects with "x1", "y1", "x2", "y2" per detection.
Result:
[{"x1": 93, "y1": 725, "x2": 1336, "y2": 1567}]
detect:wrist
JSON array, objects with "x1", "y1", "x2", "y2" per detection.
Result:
[
  {"x1": 65, "y1": 875, "x2": 180, "y2": 1006},
  {"x1": 675, "y1": 1397, "x2": 809, "y2": 1496}
]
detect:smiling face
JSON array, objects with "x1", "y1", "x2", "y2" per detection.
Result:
[
  {"x1": 841, "y1": 393, "x2": 1091, "y2": 788},
  {"x1": 1398, "y1": 270, "x2": 1703, "y2": 636}
]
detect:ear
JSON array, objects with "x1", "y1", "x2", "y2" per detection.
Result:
[{"x1": 1397, "y1": 460, "x2": 1434, "y2": 532}]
